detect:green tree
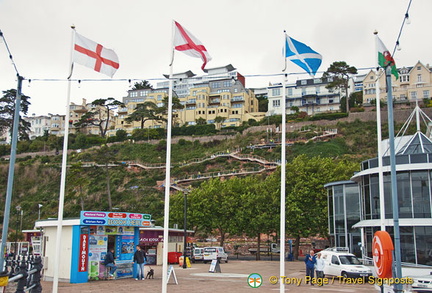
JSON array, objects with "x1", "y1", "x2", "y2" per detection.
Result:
[
  {"x1": 67, "y1": 162, "x2": 89, "y2": 210},
  {"x1": 323, "y1": 61, "x2": 357, "y2": 113},
  {"x1": 161, "y1": 96, "x2": 184, "y2": 126},
  {"x1": 115, "y1": 129, "x2": 128, "y2": 141},
  {"x1": 94, "y1": 145, "x2": 118, "y2": 210},
  {"x1": 131, "y1": 80, "x2": 153, "y2": 90},
  {"x1": 74, "y1": 98, "x2": 124, "y2": 137},
  {"x1": 171, "y1": 178, "x2": 241, "y2": 246},
  {"x1": 195, "y1": 117, "x2": 206, "y2": 125},
  {"x1": 255, "y1": 93, "x2": 268, "y2": 112},
  {"x1": 284, "y1": 155, "x2": 358, "y2": 259},
  {"x1": 125, "y1": 101, "x2": 164, "y2": 129},
  {"x1": 214, "y1": 116, "x2": 226, "y2": 130},
  {"x1": 237, "y1": 175, "x2": 279, "y2": 260},
  {"x1": 0, "y1": 89, "x2": 31, "y2": 140}
]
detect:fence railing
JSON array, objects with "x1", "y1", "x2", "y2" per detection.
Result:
[{"x1": 0, "y1": 255, "x2": 43, "y2": 293}]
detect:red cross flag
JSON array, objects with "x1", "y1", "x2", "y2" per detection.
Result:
[
  {"x1": 73, "y1": 33, "x2": 119, "y2": 77},
  {"x1": 173, "y1": 21, "x2": 211, "y2": 71}
]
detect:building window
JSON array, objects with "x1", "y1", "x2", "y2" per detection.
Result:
[
  {"x1": 272, "y1": 88, "x2": 280, "y2": 96},
  {"x1": 272, "y1": 100, "x2": 280, "y2": 107},
  {"x1": 423, "y1": 90, "x2": 430, "y2": 99},
  {"x1": 400, "y1": 75, "x2": 410, "y2": 83},
  {"x1": 417, "y1": 74, "x2": 422, "y2": 82},
  {"x1": 410, "y1": 92, "x2": 417, "y2": 99}
]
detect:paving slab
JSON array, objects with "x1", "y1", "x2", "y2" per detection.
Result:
[{"x1": 40, "y1": 260, "x2": 377, "y2": 292}]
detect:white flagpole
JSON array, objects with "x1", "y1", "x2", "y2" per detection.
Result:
[
  {"x1": 374, "y1": 33, "x2": 386, "y2": 231},
  {"x1": 161, "y1": 20, "x2": 175, "y2": 293},
  {"x1": 52, "y1": 25, "x2": 75, "y2": 293},
  {"x1": 279, "y1": 31, "x2": 287, "y2": 293},
  {"x1": 279, "y1": 73, "x2": 287, "y2": 293}
]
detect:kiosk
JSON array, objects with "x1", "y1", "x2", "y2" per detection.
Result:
[{"x1": 35, "y1": 210, "x2": 151, "y2": 283}]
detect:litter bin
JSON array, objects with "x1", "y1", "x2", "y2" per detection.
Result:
[{"x1": 168, "y1": 252, "x2": 182, "y2": 264}]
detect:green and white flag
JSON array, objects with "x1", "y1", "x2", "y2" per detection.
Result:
[{"x1": 376, "y1": 35, "x2": 399, "y2": 79}]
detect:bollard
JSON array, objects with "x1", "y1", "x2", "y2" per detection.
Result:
[
  {"x1": 14, "y1": 261, "x2": 27, "y2": 293},
  {"x1": 29, "y1": 257, "x2": 42, "y2": 293}
]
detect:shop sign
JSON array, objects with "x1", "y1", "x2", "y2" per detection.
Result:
[
  {"x1": 80, "y1": 211, "x2": 152, "y2": 227},
  {"x1": 79, "y1": 234, "x2": 88, "y2": 272}
]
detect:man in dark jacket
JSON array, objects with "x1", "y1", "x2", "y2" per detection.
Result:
[
  {"x1": 104, "y1": 248, "x2": 117, "y2": 278},
  {"x1": 304, "y1": 249, "x2": 316, "y2": 285},
  {"x1": 133, "y1": 245, "x2": 147, "y2": 280}
]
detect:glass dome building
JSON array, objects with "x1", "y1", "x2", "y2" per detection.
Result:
[{"x1": 326, "y1": 109, "x2": 432, "y2": 265}]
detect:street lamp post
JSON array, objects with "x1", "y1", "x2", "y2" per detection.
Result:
[
  {"x1": 182, "y1": 191, "x2": 188, "y2": 269},
  {"x1": 38, "y1": 204, "x2": 43, "y2": 220},
  {"x1": 15, "y1": 205, "x2": 21, "y2": 255}
]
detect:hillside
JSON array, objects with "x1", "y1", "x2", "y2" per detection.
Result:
[{"x1": 0, "y1": 118, "x2": 421, "y2": 234}]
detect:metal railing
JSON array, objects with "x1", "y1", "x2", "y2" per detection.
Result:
[{"x1": 1, "y1": 255, "x2": 43, "y2": 293}]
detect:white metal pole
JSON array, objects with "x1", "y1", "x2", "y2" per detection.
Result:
[
  {"x1": 279, "y1": 73, "x2": 287, "y2": 293},
  {"x1": 52, "y1": 26, "x2": 75, "y2": 293},
  {"x1": 162, "y1": 20, "x2": 175, "y2": 293}
]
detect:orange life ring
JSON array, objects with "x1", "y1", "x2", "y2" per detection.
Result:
[{"x1": 372, "y1": 231, "x2": 394, "y2": 278}]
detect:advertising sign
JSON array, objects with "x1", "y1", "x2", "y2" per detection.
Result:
[
  {"x1": 78, "y1": 234, "x2": 88, "y2": 272},
  {"x1": 80, "y1": 211, "x2": 152, "y2": 227}
]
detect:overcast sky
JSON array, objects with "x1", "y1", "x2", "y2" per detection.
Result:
[{"x1": 0, "y1": 0, "x2": 430, "y2": 116}]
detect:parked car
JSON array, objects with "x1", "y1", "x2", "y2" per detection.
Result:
[
  {"x1": 203, "y1": 247, "x2": 228, "y2": 264},
  {"x1": 319, "y1": 248, "x2": 372, "y2": 278},
  {"x1": 410, "y1": 274, "x2": 432, "y2": 292},
  {"x1": 191, "y1": 247, "x2": 204, "y2": 263}
]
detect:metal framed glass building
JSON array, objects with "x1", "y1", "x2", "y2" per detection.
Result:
[{"x1": 326, "y1": 130, "x2": 432, "y2": 265}]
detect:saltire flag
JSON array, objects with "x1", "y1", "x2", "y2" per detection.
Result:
[
  {"x1": 173, "y1": 21, "x2": 212, "y2": 71},
  {"x1": 285, "y1": 34, "x2": 322, "y2": 76},
  {"x1": 73, "y1": 32, "x2": 119, "y2": 77},
  {"x1": 376, "y1": 35, "x2": 399, "y2": 79}
]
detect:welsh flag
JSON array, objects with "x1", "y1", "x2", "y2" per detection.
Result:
[{"x1": 376, "y1": 36, "x2": 399, "y2": 79}]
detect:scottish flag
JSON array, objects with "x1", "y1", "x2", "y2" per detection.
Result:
[{"x1": 285, "y1": 35, "x2": 322, "y2": 76}]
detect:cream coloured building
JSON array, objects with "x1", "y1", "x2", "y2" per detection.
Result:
[
  {"x1": 363, "y1": 61, "x2": 432, "y2": 104},
  {"x1": 69, "y1": 98, "x2": 116, "y2": 137},
  {"x1": 115, "y1": 65, "x2": 263, "y2": 133}
]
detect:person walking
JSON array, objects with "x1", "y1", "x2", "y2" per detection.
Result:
[
  {"x1": 304, "y1": 249, "x2": 316, "y2": 285},
  {"x1": 315, "y1": 253, "x2": 325, "y2": 285},
  {"x1": 104, "y1": 248, "x2": 117, "y2": 279},
  {"x1": 133, "y1": 245, "x2": 147, "y2": 280}
]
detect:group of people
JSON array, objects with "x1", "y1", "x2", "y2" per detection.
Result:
[
  {"x1": 103, "y1": 245, "x2": 148, "y2": 280},
  {"x1": 304, "y1": 249, "x2": 325, "y2": 286}
]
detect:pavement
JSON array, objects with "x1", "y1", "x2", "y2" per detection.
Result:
[{"x1": 40, "y1": 260, "x2": 378, "y2": 293}]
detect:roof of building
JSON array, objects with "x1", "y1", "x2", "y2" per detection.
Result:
[{"x1": 397, "y1": 131, "x2": 432, "y2": 155}]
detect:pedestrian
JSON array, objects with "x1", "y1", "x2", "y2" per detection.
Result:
[
  {"x1": 304, "y1": 249, "x2": 316, "y2": 285},
  {"x1": 315, "y1": 253, "x2": 325, "y2": 285},
  {"x1": 133, "y1": 245, "x2": 147, "y2": 280},
  {"x1": 104, "y1": 248, "x2": 117, "y2": 279}
]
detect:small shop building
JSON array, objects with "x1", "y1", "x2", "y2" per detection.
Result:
[
  {"x1": 138, "y1": 226, "x2": 195, "y2": 265},
  {"x1": 35, "y1": 211, "x2": 194, "y2": 283},
  {"x1": 35, "y1": 211, "x2": 152, "y2": 283}
]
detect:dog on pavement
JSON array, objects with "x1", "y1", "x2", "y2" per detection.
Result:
[{"x1": 146, "y1": 268, "x2": 154, "y2": 279}]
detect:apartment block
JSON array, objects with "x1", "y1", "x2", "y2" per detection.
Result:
[
  {"x1": 363, "y1": 61, "x2": 432, "y2": 104},
  {"x1": 267, "y1": 77, "x2": 341, "y2": 116},
  {"x1": 116, "y1": 65, "x2": 263, "y2": 133}
]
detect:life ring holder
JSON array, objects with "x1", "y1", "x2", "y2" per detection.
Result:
[{"x1": 372, "y1": 230, "x2": 394, "y2": 279}]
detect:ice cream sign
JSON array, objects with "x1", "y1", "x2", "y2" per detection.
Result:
[{"x1": 80, "y1": 211, "x2": 152, "y2": 227}]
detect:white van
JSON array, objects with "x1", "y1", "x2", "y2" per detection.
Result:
[
  {"x1": 203, "y1": 247, "x2": 228, "y2": 263},
  {"x1": 319, "y1": 248, "x2": 372, "y2": 278},
  {"x1": 191, "y1": 247, "x2": 204, "y2": 263}
]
